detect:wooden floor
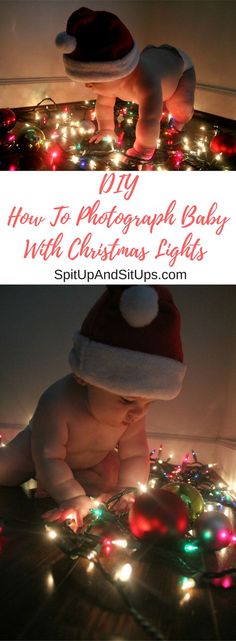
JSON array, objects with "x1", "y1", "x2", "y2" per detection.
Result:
[{"x1": 0, "y1": 486, "x2": 236, "y2": 641}]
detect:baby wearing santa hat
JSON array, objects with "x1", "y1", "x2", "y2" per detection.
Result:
[
  {"x1": 0, "y1": 286, "x2": 186, "y2": 528},
  {"x1": 55, "y1": 6, "x2": 195, "y2": 160}
]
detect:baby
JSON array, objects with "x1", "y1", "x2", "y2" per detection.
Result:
[
  {"x1": 0, "y1": 285, "x2": 186, "y2": 527},
  {"x1": 56, "y1": 7, "x2": 196, "y2": 160}
]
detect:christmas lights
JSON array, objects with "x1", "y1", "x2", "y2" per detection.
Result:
[
  {"x1": 1, "y1": 447, "x2": 236, "y2": 640},
  {"x1": 0, "y1": 99, "x2": 235, "y2": 170}
]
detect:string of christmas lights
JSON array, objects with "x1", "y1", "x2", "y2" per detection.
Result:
[
  {"x1": 43, "y1": 448, "x2": 236, "y2": 637},
  {"x1": 0, "y1": 98, "x2": 235, "y2": 171},
  {"x1": 1, "y1": 445, "x2": 236, "y2": 640}
]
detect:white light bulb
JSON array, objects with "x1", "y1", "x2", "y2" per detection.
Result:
[{"x1": 115, "y1": 563, "x2": 132, "y2": 582}]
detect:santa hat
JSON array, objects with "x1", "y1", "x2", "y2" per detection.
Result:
[
  {"x1": 55, "y1": 6, "x2": 140, "y2": 82},
  {"x1": 69, "y1": 286, "x2": 186, "y2": 400}
]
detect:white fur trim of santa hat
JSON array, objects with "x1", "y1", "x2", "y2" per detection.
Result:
[
  {"x1": 69, "y1": 333, "x2": 186, "y2": 400},
  {"x1": 63, "y1": 43, "x2": 140, "y2": 82}
]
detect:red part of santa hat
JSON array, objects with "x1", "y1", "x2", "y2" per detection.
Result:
[
  {"x1": 69, "y1": 285, "x2": 186, "y2": 400},
  {"x1": 55, "y1": 6, "x2": 140, "y2": 81}
]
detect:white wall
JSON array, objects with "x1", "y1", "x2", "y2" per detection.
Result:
[
  {"x1": 146, "y1": 0, "x2": 236, "y2": 120},
  {"x1": 0, "y1": 0, "x2": 235, "y2": 118}
]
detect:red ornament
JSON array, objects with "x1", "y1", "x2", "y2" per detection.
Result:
[
  {"x1": 0, "y1": 130, "x2": 16, "y2": 147},
  {"x1": 0, "y1": 108, "x2": 16, "y2": 135},
  {"x1": 210, "y1": 133, "x2": 236, "y2": 156},
  {"x1": 128, "y1": 489, "x2": 189, "y2": 541}
]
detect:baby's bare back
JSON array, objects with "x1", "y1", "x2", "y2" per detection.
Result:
[{"x1": 116, "y1": 46, "x2": 184, "y2": 104}]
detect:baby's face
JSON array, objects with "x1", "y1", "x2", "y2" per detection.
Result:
[{"x1": 85, "y1": 384, "x2": 153, "y2": 428}]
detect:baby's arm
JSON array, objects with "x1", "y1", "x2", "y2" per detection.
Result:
[
  {"x1": 118, "y1": 418, "x2": 150, "y2": 489},
  {"x1": 31, "y1": 394, "x2": 92, "y2": 525},
  {"x1": 89, "y1": 94, "x2": 117, "y2": 143},
  {"x1": 127, "y1": 86, "x2": 163, "y2": 160}
]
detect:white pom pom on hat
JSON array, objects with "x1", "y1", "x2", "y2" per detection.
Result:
[
  {"x1": 120, "y1": 285, "x2": 159, "y2": 328},
  {"x1": 55, "y1": 32, "x2": 77, "y2": 53}
]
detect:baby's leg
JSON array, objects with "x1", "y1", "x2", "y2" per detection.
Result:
[
  {"x1": 0, "y1": 427, "x2": 34, "y2": 486},
  {"x1": 74, "y1": 450, "x2": 120, "y2": 497},
  {"x1": 165, "y1": 67, "x2": 196, "y2": 130}
]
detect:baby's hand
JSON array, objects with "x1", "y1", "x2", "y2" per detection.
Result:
[
  {"x1": 109, "y1": 492, "x2": 136, "y2": 514},
  {"x1": 126, "y1": 146, "x2": 155, "y2": 161},
  {"x1": 89, "y1": 130, "x2": 118, "y2": 144},
  {"x1": 42, "y1": 495, "x2": 94, "y2": 530}
]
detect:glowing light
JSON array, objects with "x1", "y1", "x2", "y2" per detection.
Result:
[
  {"x1": 184, "y1": 542, "x2": 199, "y2": 553},
  {"x1": 206, "y1": 504, "x2": 214, "y2": 512},
  {"x1": 218, "y1": 529, "x2": 229, "y2": 541},
  {"x1": 46, "y1": 571, "x2": 55, "y2": 591},
  {"x1": 87, "y1": 550, "x2": 97, "y2": 560},
  {"x1": 46, "y1": 527, "x2": 58, "y2": 540},
  {"x1": 92, "y1": 507, "x2": 103, "y2": 517},
  {"x1": 112, "y1": 153, "x2": 122, "y2": 166},
  {"x1": 138, "y1": 483, "x2": 148, "y2": 493},
  {"x1": 103, "y1": 135, "x2": 113, "y2": 143},
  {"x1": 149, "y1": 479, "x2": 156, "y2": 488},
  {"x1": 112, "y1": 539, "x2": 128, "y2": 549},
  {"x1": 221, "y1": 576, "x2": 233, "y2": 588},
  {"x1": 180, "y1": 577, "x2": 196, "y2": 591},
  {"x1": 115, "y1": 563, "x2": 132, "y2": 582},
  {"x1": 180, "y1": 592, "x2": 191, "y2": 606},
  {"x1": 70, "y1": 155, "x2": 79, "y2": 164},
  {"x1": 203, "y1": 529, "x2": 212, "y2": 540},
  {"x1": 89, "y1": 160, "x2": 97, "y2": 170},
  {"x1": 87, "y1": 561, "x2": 95, "y2": 573}
]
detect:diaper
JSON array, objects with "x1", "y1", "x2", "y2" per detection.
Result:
[
  {"x1": 143, "y1": 44, "x2": 193, "y2": 73},
  {"x1": 174, "y1": 47, "x2": 193, "y2": 72}
]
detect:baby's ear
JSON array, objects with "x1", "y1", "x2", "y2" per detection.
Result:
[{"x1": 74, "y1": 375, "x2": 86, "y2": 386}]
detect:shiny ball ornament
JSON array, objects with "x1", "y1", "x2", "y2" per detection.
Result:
[
  {"x1": 86, "y1": 108, "x2": 97, "y2": 122},
  {"x1": 78, "y1": 120, "x2": 96, "y2": 139},
  {"x1": 0, "y1": 130, "x2": 16, "y2": 148},
  {"x1": 17, "y1": 126, "x2": 46, "y2": 151},
  {"x1": 128, "y1": 489, "x2": 189, "y2": 541},
  {"x1": 161, "y1": 483, "x2": 204, "y2": 521},
  {"x1": 0, "y1": 108, "x2": 16, "y2": 135},
  {"x1": 195, "y1": 511, "x2": 232, "y2": 551},
  {"x1": 210, "y1": 133, "x2": 236, "y2": 156}
]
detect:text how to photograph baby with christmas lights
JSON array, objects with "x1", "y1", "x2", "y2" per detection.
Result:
[
  {"x1": 0, "y1": 286, "x2": 186, "y2": 528},
  {"x1": 55, "y1": 6, "x2": 196, "y2": 161}
]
